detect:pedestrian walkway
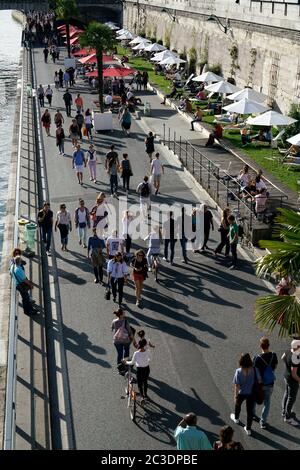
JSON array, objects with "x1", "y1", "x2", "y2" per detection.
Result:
[{"x1": 27, "y1": 45, "x2": 299, "y2": 450}]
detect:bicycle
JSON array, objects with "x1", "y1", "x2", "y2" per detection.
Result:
[
  {"x1": 124, "y1": 365, "x2": 137, "y2": 422},
  {"x1": 151, "y1": 253, "x2": 160, "y2": 282}
]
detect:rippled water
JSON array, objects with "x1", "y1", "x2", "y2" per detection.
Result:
[{"x1": 0, "y1": 11, "x2": 22, "y2": 259}]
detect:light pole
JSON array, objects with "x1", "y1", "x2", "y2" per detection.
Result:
[{"x1": 206, "y1": 14, "x2": 230, "y2": 34}]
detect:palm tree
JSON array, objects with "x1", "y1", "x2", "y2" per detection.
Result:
[
  {"x1": 80, "y1": 22, "x2": 115, "y2": 112},
  {"x1": 56, "y1": 0, "x2": 78, "y2": 58},
  {"x1": 255, "y1": 208, "x2": 300, "y2": 337}
]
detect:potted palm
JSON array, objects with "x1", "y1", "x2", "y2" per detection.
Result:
[
  {"x1": 56, "y1": 0, "x2": 78, "y2": 58},
  {"x1": 80, "y1": 22, "x2": 116, "y2": 130},
  {"x1": 255, "y1": 208, "x2": 300, "y2": 338}
]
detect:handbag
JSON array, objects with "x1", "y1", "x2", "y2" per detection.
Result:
[{"x1": 253, "y1": 369, "x2": 264, "y2": 405}]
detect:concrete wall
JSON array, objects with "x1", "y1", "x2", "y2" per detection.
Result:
[{"x1": 124, "y1": 0, "x2": 300, "y2": 113}]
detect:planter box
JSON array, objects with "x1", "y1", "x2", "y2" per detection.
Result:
[{"x1": 92, "y1": 110, "x2": 113, "y2": 132}]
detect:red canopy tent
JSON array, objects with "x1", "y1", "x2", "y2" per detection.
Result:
[
  {"x1": 64, "y1": 36, "x2": 80, "y2": 46},
  {"x1": 73, "y1": 48, "x2": 96, "y2": 57},
  {"x1": 86, "y1": 67, "x2": 136, "y2": 78},
  {"x1": 78, "y1": 53, "x2": 115, "y2": 65}
]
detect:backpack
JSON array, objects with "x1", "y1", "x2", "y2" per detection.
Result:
[
  {"x1": 122, "y1": 159, "x2": 130, "y2": 171},
  {"x1": 113, "y1": 320, "x2": 129, "y2": 342},
  {"x1": 140, "y1": 182, "x2": 150, "y2": 198},
  {"x1": 260, "y1": 353, "x2": 276, "y2": 385}
]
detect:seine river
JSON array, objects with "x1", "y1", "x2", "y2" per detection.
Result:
[{"x1": 0, "y1": 10, "x2": 22, "y2": 259}]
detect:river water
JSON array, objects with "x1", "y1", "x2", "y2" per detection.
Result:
[{"x1": 0, "y1": 11, "x2": 22, "y2": 259}]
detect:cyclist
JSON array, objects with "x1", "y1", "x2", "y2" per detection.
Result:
[
  {"x1": 123, "y1": 338, "x2": 151, "y2": 403},
  {"x1": 144, "y1": 225, "x2": 161, "y2": 271}
]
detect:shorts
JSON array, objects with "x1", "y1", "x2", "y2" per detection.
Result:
[
  {"x1": 75, "y1": 164, "x2": 84, "y2": 172},
  {"x1": 153, "y1": 174, "x2": 161, "y2": 184},
  {"x1": 133, "y1": 272, "x2": 144, "y2": 282},
  {"x1": 70, "y1": 133, "x2": 78, "y2": 140}
]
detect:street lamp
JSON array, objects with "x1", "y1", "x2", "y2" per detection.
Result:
[
  {"x1": 161, "y1": 8, "x2": 176, "y2": 22},
  {"x1": 207, "y1": 14, "x2": 230, "y2": 34}
]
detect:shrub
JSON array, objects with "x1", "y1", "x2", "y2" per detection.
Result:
[{"x1": 282, "y1": 104, "x2": 300, "y2": 142}]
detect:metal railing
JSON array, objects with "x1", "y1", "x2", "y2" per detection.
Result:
[
  {"x1": 162, "y1": 124, "x2": 277, "y2": 237},
  {"x1": 4, "y1": 48, "x2": 25, "y2": 450}
]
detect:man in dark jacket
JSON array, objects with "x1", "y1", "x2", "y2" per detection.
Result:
[{"x1": 63, "y1": 89, "x2": 72, "y2": 117}]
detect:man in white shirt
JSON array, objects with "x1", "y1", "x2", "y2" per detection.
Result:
[
  {"x1": 136, "y1": 176, "x2": 153, "y2": 222},
  {"x1": 126, "y1": 89, "x2": 134, "y2": 101},
  {"x1": 144, "y1": 226, "x2": 161, "y2": 270},
  {"x1": 106, "y1": 230, "x2": 124, "y2": 258},
  {"x1": 104, "y1": 93, "x2": 113, "y2": 108},
  {"x1": 150, "y1": 152, "x2": 164, "y2": 195}
]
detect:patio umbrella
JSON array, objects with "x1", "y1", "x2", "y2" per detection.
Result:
[
  {"x1": 73, "y1": 48, "x2": 96, "y2": 57},
  {"x1": 223, "y1": 98, "x2": 269, "y2": 115},
  {"x1": 205, "y1": 80, "x2": 240, "y2": 94},
  {"x1": 228, "y1": 88, "x2": 268, "y2": 103},
  {"x1": 192, "y1": 71, "x2": 223, "y2": 83},
  {"x1": 129, "y1": 36, "x2": 148, "y2": 45},
  {"x1": 116, "y1": 29, "x2": 130, "y2": 35},
  {"x1": 150, "y1": 50, "x2": 177, "y2": 62},
  {"x1": 247, "y1": 110, "x2": 297, "y2": 126},
  {"x1": 159, "y1": 57, "x2": 186, "y2": 65},
  {"x1": 64, "y1": 36, "x2": 79, "y2": 46},
  {"x1": 287, "y1": 133, "x2": 300, "y2": 146},
  {"x1": 78, "y1": 53, "x2": 115, "y2": 65},
  {"x1": 62, "y1": 30, "x2": 79, "y2": 38},
  {"x1": 117, "y1": 32, "x2": 135, "y2": 40},
  {"x1": 103, "y1": 67, "x2": 136, "y2": 78},
  {"x1": 132, "y1": 40, "x2": 151, "y2": 50},
  {"x1": 144, "y1": 43, "x2": 166, "y2": 52},
  {"x1": 105, "y1": 22, "x2": 119, "y2": 30}
]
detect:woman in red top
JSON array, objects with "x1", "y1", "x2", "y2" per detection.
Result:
[
  {"x1": 75, "y1": 93, "x2": 84, "y2": 113},
  {"x1": 41, "y1": 109, "x2": 51, "y2": 136}
]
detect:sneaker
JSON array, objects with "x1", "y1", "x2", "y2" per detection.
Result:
[
  {"x1": 94, "y1": 179, "x2": 97, "y2": 183},
  {"x1": 83, "y1": 244, "x2": 87, "y2": 249},
  {"x1": 46, "y1": 250, "x2": 51, "y2": 256},
  {"x1": 230, "y1": 413, "x2": 239, "y2": 424},
  {"x1": 284, "y1": 417, "x2": 299, "y2": 426},
  {"x1": 148, "y1": 267, "x2": 152, "y2": 272},
  {"x1": 162, "y1": 257, "x2": 169, "y2": 262},
  {"x1": 90, "y1": 177, "x2": 93, "y2": 181},
  {"x1": 229, "y1": 265, "x2": 236, "y2": 270},
  {"x1": 94, "y1": 279, "x2": 99, "y2": 284},
  {"x1": 260, "y1": 422, "x2": 267, "y2": 429},
  {"x1": 243, "y1": 426, "x2": 251, "y2": 436}
]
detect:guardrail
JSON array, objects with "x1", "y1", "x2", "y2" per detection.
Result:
[
  {"x1": 162, "y1": 124, "x2": 288, "y2": 237},
  {"x1": 3, "y1": 47, "x2": 25, "y2": 450}
]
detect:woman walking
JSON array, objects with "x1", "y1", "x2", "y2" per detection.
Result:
[
  {"x1": 213, "y1": 425, "x2": 243, "y2": 450},
  {"x1": 231, "y1": 353, "x2": 255, "y2": 436},
  {"x1": 54, "y1": 71, "x2": 60, "y2": 89},
  {"x1": 142, "y1": 70, "x2": 149, "y2": 91},
  {"x1": 86, "y1": 144, "x2": 97, "y2": 183},
  {"x1": 87, "y1": 228, "x2": 106, "y2": 284},
  {"x1": 122, "y1": 210, "x2": 134, "y2": 255},
  {"x1": 75, "y1": 93, "x2": 84, "y2": 113},
  {"x1": 120, "y1": 153, "x2": 132, "y2": 192},
  {"x1": 121, "y1": 107, "x2": 131, "y2": 136},
  {"x1": 69, "y1": 119, "x2": 79, "y2": 148},
  {"x1": 214, "y1": 207, "x2": 230, "y2": 257},
  {"x1": 145, "y1": 131, "x2": 155, "y2": 162},
  {"x1": 74, "y1": 199, "x2": 90, "y2": 248},
  {"x1": 45, "y1": 85, "x2": 53, "y2": 107},
  {"x1": 107, "y1": 252, "x2": 129, "y2": 307},
  {"x1": 55, "y1": 203, "x2": 72, "y2": 251},
  {"x1": 131, "y1": 250, "x2": 148, "y2": 307},
  {"x1": 124, "y1": 338, "x2": 151, "y2": 403},
  {"x1": 41, "y1": 109, "x2": 51, "y2": 136},
  {"x1": 56, "y1": 125, "x2": 65, "y2": 155},
  {"x1": 90, "y1": 193, "x2": 109, "y2": 235},
  {"x1": 111, "y1": 308, "x2": 133, "y2": 367},
  {"x1": 84, "y1": 108, "x2": 93, "y2": 141}
]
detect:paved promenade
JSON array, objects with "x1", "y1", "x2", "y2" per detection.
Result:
[{"x1": 16, "y1": 45, "x2": 299, "y2": 450}]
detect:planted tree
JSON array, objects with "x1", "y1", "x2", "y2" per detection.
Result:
[
  {"x1": 56, "y1": 0, "x2": 78, "y2": 58},
  {"x1": 80, "y1": 22, "x2": 115, "y2": 113},
  {"x1": 255, "y1": 208, "x2": 300, "y2": 337}
]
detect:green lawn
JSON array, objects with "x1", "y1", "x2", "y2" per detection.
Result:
[{"x1": 117, "y1": 46, "x2": 300, "y2": 193}]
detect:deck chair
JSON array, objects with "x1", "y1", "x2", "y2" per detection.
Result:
[{"x1": 271, "y1": 129, "x2": 285, "y2": 148}]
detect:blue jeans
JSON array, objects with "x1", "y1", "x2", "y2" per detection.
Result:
[
  {"x1": 282, "y1": 378, "x2": 299, "y2": 419},
  {"x1": 253, "y1": 385, "x2": 273, "y2": 424},
  {"x1": 110, "y1": 174, "x2": 118, "y2": 195},
  {"x1": 58, "y1": 141, "x2": 64, "y2": 154},
  {"x1": 180, "y1": 238, "x2": 187, "y2": 261},
  {"x1": 41, "y1": 226, "x2": 52, "y2": 251},
  {"x1": 114, "y1": 342, "x2": 130, "y2": 365}
]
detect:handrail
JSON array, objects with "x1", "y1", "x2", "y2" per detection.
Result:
[{"x1": 4, "y1": 46, "x2": 25, "y2": 450}]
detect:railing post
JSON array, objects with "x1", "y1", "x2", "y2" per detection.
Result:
[
  {"x1": 192, "y1": 147, "x2": 195, "y2": 174},
  {"x1": 163, "y1": 123, "x2": 165, "y2": 145},
  {"x1": 174, "y1": 131, "x2": 176, "y2": 154},
  {"x1": 226, "y1": 179, "x2": 229, "y2": 206},
  {"x1": 168, "y1": 127, "x2": 170, "y2": 148},
  {"x1": 179, "y1": 135, "x2": 182, "y2": 161},
  {"x1": 185, "y1": 140, "x2": 188, "y2": 167},
  {"x1": 208, "y1": 160, "x2": 210, "y2": 189},
  {"x1": 216, "y1": 167, "x2": 220, "y2": 202}
]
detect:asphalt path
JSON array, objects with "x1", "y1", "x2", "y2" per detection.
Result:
[{"x1": 33, "y1": 47, "x2": 299, "y2": 450}]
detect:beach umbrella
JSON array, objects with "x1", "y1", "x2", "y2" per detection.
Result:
[
  {"x1": 159, "y1": 56, "x2": 186, "y2": 65},
  {"x1": 129, "y1": 36, "x2": 148, "y2": 45},
  {"x1": 223, "y1": 98, "x2": 270, "y2": 115},
  {"x1": 287, "y1": 133, "x2": 300, "y2": 146},
  {"x1": 78, "y1": 53, "x2": 115, "y2": 65},
  {"x1": 117, "y1": 32, "x2": 134, "y2": 40},
  {"x1": 192, "y1": 71, "x2": 223, "y2": 83},
  {"x1": 144, "y1": 43, "x2": 167, "y2": 52},
  {"x1": 132, "y1": 40, "x2": 151, "y2": 50},
  {"x1": 150, "y1": 50, "x2": 177, "y2": 62},
  {"x1": 116, "y1": 29, "x2": 130, "y2": 35},
  {"x1": 247, "y1": 110, "x2": 297, "y2": 126},
  {"x1": 103, "y1": 67, "x2": 136, "y2": 78},
  {"x1": 228, "y1": 88, "x2": 268, "y2": 103},
  {"x1": 205, "y1": 80, "x2": 240, "y2": 94},
  {"x1": 73, "y1": 48, "x2": 96, "y2": 57}
]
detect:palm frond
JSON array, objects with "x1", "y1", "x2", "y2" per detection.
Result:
[
  {"x1": 255, "y1": 295, "x2": 300, "y2": 338},
  {"x1": 275, "y1": 208, "x2": 300, "y2": 232}
]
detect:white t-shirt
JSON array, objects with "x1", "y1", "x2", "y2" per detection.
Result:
[
  {"x1": 122, "y1": 216, "x2": 134, "y2": 236},
  {"x1": 85, "y1": 114, "x2": 92, "y2": 125},
  {"x1": 45, "y1": 88, "x2": 53, "y2": 96},
  {"x1": 151, "y1": 159, "x2": 163, "y2": 175},
  {"x1": 106, "y1": 236, "x2": 123, "y2": 255},
  {"x1": 77, "y1": 208, "x2": 87, "y2": 224},
  {"x1": 107, "y1": 259, "x2": 128, "y2": 278},
  {"x1": 127, "y1": 349, "x2": 151, "y2": 368},
  {"x1": 105, "y1": 95, "x2": 113, "y2": 105},
  {"x1": 127, "y1": 91, "x2": 134, "y2": 100}
]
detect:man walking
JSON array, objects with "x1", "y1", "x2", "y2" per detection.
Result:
[
  {"x1": 37, "y1": 201, "x2": 53, "y2": 256},
  {"x1": 200, "y1": 205, "x2": 214, "y2": 252},
  {"x1": 72, "y1": 144, "x2": 86, "y2": 185},
  {"x1": 37, "y1": 84, "x2": 45, "y2": 107},
  {"x1": 150, "y1": 152, "x2": 164, "y2": 195},
  {"x1": 228, "y1": 215, "x2": 238, "y2": 269},
  {"x1": 63, "y1": 88, "x2": 72, "y2": 117},
  {"x1": 105, "y1": 145, "x2": 119, "y2": 197},
  {"x1": 281, "y1": 339, "x2": 300, "y2": 425},
  {"x1": 163, "y1": 211, "x2": 176, "y2": 265},
  {"x1": 174, "y1": 413, "x2": 212, "y2": 450},
  {"x1": 253, "y1": 337, "x2": 278, "y2": 429},
  {"x1": 137, "y1": 176, "x2": 152, "y2": 222}
]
